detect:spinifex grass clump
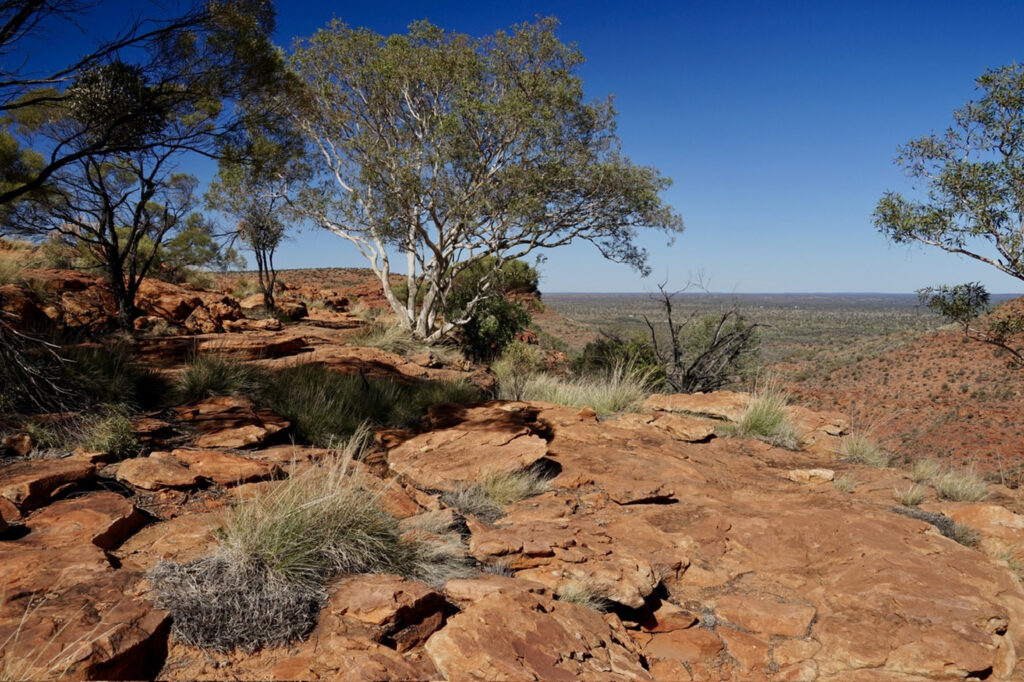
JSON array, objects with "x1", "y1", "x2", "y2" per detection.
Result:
[
  {"x1": 722, "y1": 387, "x2": 800, "y2": 449},
  {"x1": 149, "y1": 429, "x2": 473, "y2": 652},
  {"x1": 176, "y1": 356, "x2": 268, "y2": 403},
  {"x1": 840, "y1": 433, "x2": 891, "y2": 468},
  {"x1": 499, "y1": 361, "x2": 654, "y2": 416},
  {"x1": 442, "y1": 466, "x2": 552, "y2": 523}
]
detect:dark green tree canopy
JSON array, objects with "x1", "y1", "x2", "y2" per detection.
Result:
[
  {"x1": 288, "y1": 17, "x2": 683, "y2": 342},
  {"x1": 874, "y1": 64, "x2": 1024, "y2": 282}
]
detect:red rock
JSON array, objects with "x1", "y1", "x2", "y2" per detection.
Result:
[
  {"x1": 321, "y1": 574, "x2": 444, "y2": 649},
  {"x1": 388, "y1": 404, "x2": 548, "y2": 491},
  {"x1": 169, "y1": 448, "x2": 280, "y2": 485},
  {"x1": 424, "y1": 590, "x2": 651, "y2": 680},
  {"x1": 22, "y1": 491, "x2": 146, "y2": 550},
  {"x1": 644, "y1": 390, "x2": 750, "y2": 421},
  {"x1": 0, "y1": 458, "x2": 96, "y2": 512},
  {"x1": 116, "y1": 454, "x2": 202, "y2": 490},
  {"x1": 115, "y1": 512, "x2": 222, "y2": 572},
  {"x1": 174, "y1": 396, "x2": 289, "y2": 449},
  {"x1": 714, "y1": 595, "x2": 816, "y2": 637},
  {"x1": 718, "y1": 627, "x2": 770, "y2": 672},
  {"x1": 222, "y1": 317, "x2": 283, "y2": 332},
  {"x1": 649, "y1": 412, "x2": 716, "y2": 441},
  {"x1": 786, "y1": 468, "x2": 835, "y2": 484},
  {"x1": 1, "y1": 432, "x2": 34, "y2": 457},
  {"x1": 443, "y1": 574, "x2": 549, "y2": 606},
  {"x1": 644, "y1": 627, "x2": 724, "y2": 662}
]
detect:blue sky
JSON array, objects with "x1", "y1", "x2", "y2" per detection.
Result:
[{"x1": 32, "y1": 1, "x2": 1024, "y2": 293}]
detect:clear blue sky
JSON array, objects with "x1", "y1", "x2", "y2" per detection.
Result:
[{"x1": 37, "y1": 1, "x2": 1024, "y2": 293}]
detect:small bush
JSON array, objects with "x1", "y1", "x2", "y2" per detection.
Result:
[
  {"x1": 893, "y1": 484, "x2": 926, "y2": 507},
  {"x1": 572, "y1": 334, "x2": 665, "y2": 388},
  {"x1": 931, "y1": 468, "x2": 990, "y2": 502},
  {"x1": 723, "y1": 388, "x2": 799, "y2": 449},
  {"x1": 458, "y1": 296, "x2": 530, "y2": 362},
  {"x1": 81, "y1": 406, "x2": 139, "y2": 459},
  {"x1": 492, "y1": 341, "x2": 544, "y2": 401},
  {"x1": 911, "y1": 459, "x2": 942, "y2": 483},
  {"x1": 176, "y1": 356, "x2": 268, "y2": 403},
  {"x1": 502, "y1": 362, "x2": 653, "y2": 416},
  {"x1": 61, "y1": 343, "x2": 171, "y2": 411},
  {"x1": 840, "y1": 434, "x2": 891, "y2": 468},
  {"x1": 0, "y1": 257, "x2": 25, "y2": 285}
]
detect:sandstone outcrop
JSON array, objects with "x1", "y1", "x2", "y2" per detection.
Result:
[{"x1": 3, "y1": 389, "x2": 1024, "y2": 680}]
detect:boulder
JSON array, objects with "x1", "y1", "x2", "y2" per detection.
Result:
[
  {"x1": 22, "y1": 491, "x2": 147, "y2": 550},
  {"x1": 424, "y1": 589, "x2": 651, "y2": 680},
  {"x1": 116, "y1": 454, "x2": 202, "y2": 491},
  {"x1": 0, "y1": 458, "x2": 96, "y2": 512},
  {"x1": 168, "y1": 448, "x2": 280, "y2": 486},
  {"x1": 644, "y1": 390, "x2": 750, "y2": 421},
  {"x1": 173, "y1": 396, "x2": 289, "y2": 449}
]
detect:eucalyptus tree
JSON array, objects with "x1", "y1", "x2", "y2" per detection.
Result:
[
  {"x1": 289, "y1": 17, "x2": 683, "y2": 343},
  {"x1": 874, "y1": 64, "x2": 1024, "y2": 283}
]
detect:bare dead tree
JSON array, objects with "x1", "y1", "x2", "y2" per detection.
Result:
[
  {"x1": 643, "y1": 282, "x2": 762, "y2": 393},
  {"x1": 0, "y1": 308, "x2": 70, "y2": 414}
]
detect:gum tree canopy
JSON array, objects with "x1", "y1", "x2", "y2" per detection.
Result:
[
  {"x1": 289, "y1": 18, "x2": 683, "y2": 342},
  {"x1": 874, "y1": 64, "x2": 1024, "y2": 283}
]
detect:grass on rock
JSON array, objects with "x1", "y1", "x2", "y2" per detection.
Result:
[
  {"x1": 176, "y1": 356, "x2": 268, "y2": 403},
  {"x1": 840, "y1": 433, "x2": 891, "y2": 468},
  {"x1": 496, "y1": 361, "x2": 653, "y2": 416},
  {"x1": 555, "y1": 582, "x2": 611, "y2": 612},
  {"x1": 150, "y1": 429, "x2": 477, "y2": 652},
  {"x1": 721, "y1": 387, "x2": 800, "y2": 449},
  {"x1": 893, "y1": 484, "x2": 926, "y2": 507},
  {"x1": 441, "y1": 467, "x2": 552, "y2": 523}
]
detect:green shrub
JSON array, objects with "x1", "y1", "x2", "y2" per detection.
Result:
[
  {"x1": 176, "y1": 356, "x2": 268, "y2": 403},
  {"x1": 572, "y1": 334, "x2": 665, "y2": 388},
  {"x1": 261, "y1": 364, "x2": 484, "y2": 447},
  {"x1": 458, "y1": 296, "x2": 529, "y2": 362},
  {"x1": 61, "y1": 343, "x2": 171, "y2": 411},
  {"x1": 839, "y1": 434, "x2": 891, "y2": 468},
  {"x1": 81, "y1": 406, "x2": 139, "y2": 459},
  {"x1": 722, "y1": 389, "x2": 799, "y2": 449},
  {"x1": 492, "y1": 341, "x2": 545, "y2": 401}
]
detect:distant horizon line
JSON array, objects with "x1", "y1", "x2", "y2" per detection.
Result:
[{"x1": 543, "y1": 291, "x2": 1024, "y2": 297}]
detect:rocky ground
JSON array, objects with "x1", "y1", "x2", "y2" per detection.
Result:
[{"x1": 3, "y1": 267, "x2": 1024, "y2": 680}]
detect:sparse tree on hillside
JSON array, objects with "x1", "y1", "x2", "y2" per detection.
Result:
[
  {"x1": 288, "y1": 18, "x2": 683, "y2": 343},
  {"x1": 874, "y1": 64, "x2": 1024, "y2": 283},
  {"x1": 917, "y1": 282, "x2": 989, "y2": 335},
  {"x1": 918, "y1": 282, "x2": 1024, "y2": 364}
]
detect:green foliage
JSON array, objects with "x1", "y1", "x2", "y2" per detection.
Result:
[
  {"x1": 81, "y1": 405, "x2": 140, "y2": 459},
  {"x1": 442, "y1": 467, "x2": 551, "y2": 523},
  {"x1": 458, "y1": 296, "x2": 530, "y2": 362},
  {"x1": 60, "y1": 343, "x2": 171, "y2": 412},
  {"x1": 572, "y1": 334, "x2": 665, "y2": 387},
  {"x1": 917, "y1": 283, "x2": 989, "y2": 333},
  {"x1": 874, "y1": 64, "x2": 1024, "y2": 283},
  {"x1": 260, "y1": 364, "x2": 484, "y2": 447},
  {"x1": 491, "y1": 341, "x2": 545, "y2": 401}
]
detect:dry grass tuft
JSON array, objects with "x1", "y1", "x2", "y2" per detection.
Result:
[
  {"x1": 893, "y1": 484, "x2": 926, "y2": 507},
  {"x1": 721, "y1": 387, "x2": 800, "y2": 449},
  {"x1": 832, "y1": 474, "x2": 858, "y2": 493},
  {"x1": 442, "y1": 467, "x2": 552, "y2": 523},
  {"x1": 555, "y1": 581, "x2": 611, "y2": 612},
  {"x1": 501, "y1": 362, "x2": 654, "y2": 416},
  {"x1": 931, "y1": 468, "x2": 990, "y2": 502},
  {"x1": 839, "y1": 433, "x2": 890, "y2": 468},
  {"x1": 911, "y1": 459, "x2": 943, "y2": 483}
]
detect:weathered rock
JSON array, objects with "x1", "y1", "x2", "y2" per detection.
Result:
[
  {"x1": 714, "y1": 594, "x2": 816, "y2": 637},
  {"x1": 424, "y1": 590, "x2": 651, "y2": 680},
  {"x1": 22, "y1": 491, "x2": 147, "y2": 550},
  {"x1": 443, "y1": 574, "x2": 549, "y2": 606},
  {"x1": 193, "y1": 331, "x2": 307, "y2": 358},
  {"x1": 1, "y1": 431, "x2": 34, "y2": 457},
  {"x1": 0, "y1": 458, "x2": 96, "y2": 512},
  {"x1": 389, "y1": 403, "x2": 549, "y2": 491},
  {"x1": 222, "y1": 317, "x2": 283, "y2": 332},
  {"x1": 116, "y1": 454, "x2": 202, "y2": 490},
  {"x1": 169, "y1": 448, "x2": 280, "y2": 485},
  {"x1": 275, "y1": 299, "x2": 308, "y2": 320},
  {"x1": 174, "y1": 396, "x2": 289, "y2": 449},
  {"x1": 786, "y1": 468, "x2": 835, "y2": 484},
  {"x1": 116, "y1": 512, "x2": 221, "y2": 571},
  {"x1": 320, "y1": 574, "x2": 445, "y2": 651},
  {"x1": 0, "y1": 557, "x2": 168, "y2": 680},
  {"x1": 935, "y1": 502, "x2": 1024, "y2": 556},
  {"x1": 644, "y1": 390, "x2": 750, "y2": 421}
]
